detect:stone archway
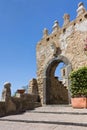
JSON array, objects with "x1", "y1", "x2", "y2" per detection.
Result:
[
  {"x1": 43, "y1": 55, "x2": 72, "y2": 104},
  {"x1": 35, "y1": 3, "x2": 87, "y2": 105}
]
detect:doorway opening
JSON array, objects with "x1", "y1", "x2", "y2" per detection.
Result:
[{"x1": 44, "y1": 56, "x2": 71, "y2": 104}]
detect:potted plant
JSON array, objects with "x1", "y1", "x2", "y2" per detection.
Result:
[{"x1": 70, "y1": 66, "x2": 87, "y2": 108}]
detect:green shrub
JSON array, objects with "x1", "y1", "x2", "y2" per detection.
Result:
[{"x1": 70, "y1": 66, "x2": 87, "y2": 97}]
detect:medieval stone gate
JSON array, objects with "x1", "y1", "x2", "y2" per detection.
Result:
[
  {"x1": 43, "y1": 56, "x2": 71, "y2": 104},
  {"x1": 29, "y1": 2, "x2": 87, "y2": 105}
]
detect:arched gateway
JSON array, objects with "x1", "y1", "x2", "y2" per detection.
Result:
[
  {"x1": 43, "y1": 56, "x2": 71, "y2": 104},
  {"x1": 29, "y1": 2, "x2": 87, "y2": 105}
]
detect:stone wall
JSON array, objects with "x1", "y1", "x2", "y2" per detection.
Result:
[
  {"x1": 0, "y1": 82, "x2": 40, "y2": 117},
  {"x1": 12, "y1": 94, "x2": 35, "y2": 113},
  {"x1": 0, "y1": 93, "x2": 36, "y2": 117},
  {"x1": 0, "y1": 102, "x2": 6, "y2": 117},
  {"x1": 28, "y1": 78, "x2": 41, "y2": 102},
  {"x1": 47, "y1": 76, "x2": 68, "y2": 104},
  {"x1": 28, "y1": 78, "x2": 38, "y2": 95},
  {"x1": 35, "y1": 3, "x2": 87, "y2": 104}
]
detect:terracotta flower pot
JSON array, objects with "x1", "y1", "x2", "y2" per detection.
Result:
[
  {"x1": 17, "y1": 89, "x2": 25, "y2": 94},
  {"x1": 71, "y1": 97, "x2": 87, "y2": 108}
]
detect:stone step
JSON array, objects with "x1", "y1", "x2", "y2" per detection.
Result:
[{"x1": 34, "y1": 102, "x2": 42, "y2": 108}]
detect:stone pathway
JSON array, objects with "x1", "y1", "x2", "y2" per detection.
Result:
[{"x1": 0, "y1": 105, "x2": 87, "y2": 130}]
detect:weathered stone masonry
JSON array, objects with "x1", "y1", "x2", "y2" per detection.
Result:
[{"x1": 29, "y1": 2, "x2": 87, "y2": 105}]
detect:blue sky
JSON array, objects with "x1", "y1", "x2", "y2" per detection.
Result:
[{"x1": 0, "y1": 0, "x2": 87, "y2": 96}]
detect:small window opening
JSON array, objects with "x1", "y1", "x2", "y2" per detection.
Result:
[
  {"x1": 79, "y1": 19, "x2": 82, "y2": 22},
  {"x1": 63, "y1": 28, "x2": 66, "y2": 33},
  {"x1": 46, "y1": 38, "x2": 50, "y2": 41},
  {"x1": 74, "y1": 23, "x2": 76, "y2": 26},
  {"x1": 63, "y1": 69, "x2": 66, "y2": 76},
  {"x1": 84, "y1": 14, "x2": 87, "y2": 19}
]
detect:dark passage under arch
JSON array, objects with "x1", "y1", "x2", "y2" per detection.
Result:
[{"x1": 43, "y1": 56, "x2": 72, "y2": 104}]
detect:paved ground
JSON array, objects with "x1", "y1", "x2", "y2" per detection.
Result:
[{"x1": 0, "y1": 105, "x2": 87, "y2": 130}]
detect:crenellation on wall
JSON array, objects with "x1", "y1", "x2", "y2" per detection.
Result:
[
  {"x1": 52, "y1": 20, "x2": 60, "y2": 33},
  {"x1": 63, "y1": 14, "x2": 70, "y2": 26},
  {"x1": 77, "y1": 2, "x2": 86, "y2": 17},
  {"x1": 43, "y1": 28, "x2": 49, "y2": 38},
  {"x1": 38, "y1": 7, "x2": 87, "y2": 45}
]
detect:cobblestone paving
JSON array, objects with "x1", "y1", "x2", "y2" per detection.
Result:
[{"x1": 0, "y1": 105, "x2": 87, "y2": 130}]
